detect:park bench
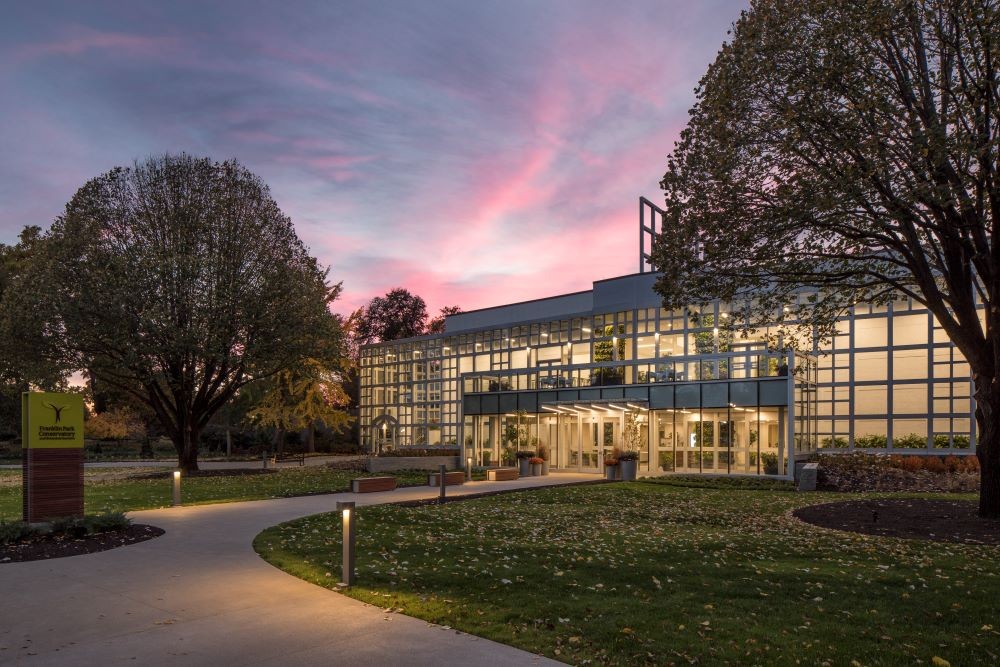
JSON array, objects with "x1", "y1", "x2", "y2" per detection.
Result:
[
  {"x1": 351, "y1": 476, "x2": 397, "y2": 493},
  {"x1": 427, "y1": 471, "x2": 466, "y2": 487},
  {"x1": 486, "y1": 468, "x2": 519, "y2": 482}
]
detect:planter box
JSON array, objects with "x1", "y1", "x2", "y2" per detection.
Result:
[
  {"x1": 487, "y1": 467, "x2": 519, "y2": 481},
  {"x1": 518, "y1": 459, "x2": 531, "y2": 476},
  {"x1": 352, "y1": 476, "x2": 397, "y2": 493},
  {"x1": 605, "y1": 465, "x2": 618, "y2": 481},
  {"x1": 530, "y1": 463, "x2": 542, "y2": 476},
  {"x1": 541, "y1": 461, "x2": 550, "y2": 476},
  {"x1": 367, "y1": 456, "x2": 461, "y2": 473},
  {"x1": 427, "y1": 471, "x2": 465, "y2": 487},
  {"x1": 619, "y1": 459, "x2": 637, "y2": 481}
]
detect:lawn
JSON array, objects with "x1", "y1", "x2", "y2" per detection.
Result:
[
  {"x1": 254, "y1": 480, "x2": 1000, "y2": 666},
  {"x1": 0, "y1": 467, "x2": 430, "y2": 520}
]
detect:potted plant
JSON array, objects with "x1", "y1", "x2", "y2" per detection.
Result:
[
  {"x1": 604, "y1": 455, "x2": 619, "y2": 480},
  {"x1": 618, "y1": 450, "x2": 639, "y2": 481},
  {"x1": 529, "y1": 456, "x2": 544, "y2": 476},
  {"x1": 516, "y1": 450, "x2": 535, "y2": 476},
  {"x1": 537, "y1": 444, "x2": 550, "y2": 475}
]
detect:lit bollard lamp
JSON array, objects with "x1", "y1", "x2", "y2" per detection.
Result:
[
  {"x1": 438, "y1": 464, "x2": 446, "y2": 503},
  {"x1": 172, "y1": 470, "x2": 182, "y2": 507},
  {"x1": 336, "y1": 501, "x2": 356, "y2": 586},
  {"x1": 467, "y1": 457, "x2": 473, "y2": 481}
]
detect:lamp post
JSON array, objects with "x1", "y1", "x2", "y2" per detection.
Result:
[
  {"x1": 336, "y1": 501, "x2": 356, "y2": 586},
  {"x1": 467, "y1": 456, "x2": 473, "y2": 481},
  {"x1": 172, "y1": 470, "x2": 182, "y2": 507}
]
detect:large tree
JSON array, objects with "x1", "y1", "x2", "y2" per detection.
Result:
[
  {"x1": 650, "y1": 0, "x2": 1000, "y2": 516},
  {"x1": 357, "y1": 288, "x2": 429, "y2": 343},
  {"x1": 428, "y1": 305, "x2": 462, "y2": 334},
  {"x1": 38, "y1": 154, "x2": 338, "y2": 471}
]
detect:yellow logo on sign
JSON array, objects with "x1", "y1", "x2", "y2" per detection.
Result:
[{"x1": 22, "y1": 392, "x2": 85, "y2": 449}]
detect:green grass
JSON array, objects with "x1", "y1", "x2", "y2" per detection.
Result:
[
  {"x1": 0, "y1": 467, "x2": 430, "y2": 519},
  {"x1": 254, "y1": 482, "x2": 999, "y2": 666}
]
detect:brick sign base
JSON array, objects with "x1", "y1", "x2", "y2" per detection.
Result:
[{"x1": 23, "y1": 448, "x2": 84, "y2": 522}]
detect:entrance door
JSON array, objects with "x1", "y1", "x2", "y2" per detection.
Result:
[{"x1": 558, "y1": 413, "x2": 580, "y2": 469}]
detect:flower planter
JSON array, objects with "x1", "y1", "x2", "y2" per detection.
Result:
[
  {"x1": 519, "y1": 458, "x2": 531, "y2": 476},
  {"x1": 541, "y1": 460, "x2": 549, "y2": 475},
  {"x1": 604, "y1": 465, "x2": 618, "y2": 480},
  {"x1": 530, "y1": 462, "x2": 542, "y2": 476},
  {"x1": 619, "y1": 459, "x2": 638, "y2": 481}
]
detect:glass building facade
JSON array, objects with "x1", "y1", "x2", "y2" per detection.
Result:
[{"x1": 360, "y1": 205, "x2": 976, "y2": 478}]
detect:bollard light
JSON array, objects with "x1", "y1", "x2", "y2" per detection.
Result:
[
  {"x1": 172, "y1": 470, "x2": 182, "y2": 507},
  {"x1": 336, "y1": 501, "x2": 356, "y2": 586},
  {"x1": 467, "y1": 457, "x2": 473, "y2": 481},
  {"x1": 438, "y1": 464, "x2": 446, "y2": 503}
]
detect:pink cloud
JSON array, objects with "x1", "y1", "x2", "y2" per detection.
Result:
[{"x1": 13, "y1": 26, "x2": 176, "y2": 62}]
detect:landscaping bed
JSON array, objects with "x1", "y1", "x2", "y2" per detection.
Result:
[
  {"x1": 255, "y1": 483, "x2": 999, "y2": 666},
  {"x1": 818, "y1": 453, "x2": 979, "y2": 493},
  {"x1": 794, "y1": 498, "x2": 999, "y2": 545},
  {"x1": 1, "y1": 524, "x2": 163, "y2": 563}
]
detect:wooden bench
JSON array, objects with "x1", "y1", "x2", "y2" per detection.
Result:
[
  {"x1": 486, "y1": 468, "x2": 519, "y2": 481},
  {"x1": 351, "y1": 476, "x2": 397, "y2": 493},
  {"x1": 264, "y1": 451, "x2": 306, "y2": 468},
  {"x1": 427, "y1": 471, "x2": 466, "y2": 487}
]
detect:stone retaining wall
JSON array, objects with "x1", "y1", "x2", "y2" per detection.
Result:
[{"x1": 367, "y1": 456, "x2": 462, "y2": 473}]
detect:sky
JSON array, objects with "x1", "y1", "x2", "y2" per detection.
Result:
[{"x1": 0, "y1": 0, "x2": 747, "y2": 317}]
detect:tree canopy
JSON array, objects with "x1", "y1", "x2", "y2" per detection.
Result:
[
  {"x1": 650, "y1": 0, "x2": 1000, "y2": 515},
  {"x1": 356, "y1": 288, "x2": 429, "y2": 343},
  {"x1": 36, "y1": 154, "x2": 339, "y2": 471}
]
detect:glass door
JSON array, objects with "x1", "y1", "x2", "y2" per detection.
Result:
[
  {"x1": 558, "y1": 413, "x2": 580, "y2": 470},
  {"x1": 582, "y1": 417, "x2": 601, "y2": 471}
]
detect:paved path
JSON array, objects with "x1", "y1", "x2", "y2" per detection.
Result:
[{"x1": 0, "y1": 474, "x2": 595, "y2": 666}]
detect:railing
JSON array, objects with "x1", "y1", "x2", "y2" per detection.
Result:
[{"x1": 464, "y1": 350, "x2": 813, "y2": 394}]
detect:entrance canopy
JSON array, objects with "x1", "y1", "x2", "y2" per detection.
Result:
[{"x1": 541, "y1": 399, "x2": 648, "y2": 415}]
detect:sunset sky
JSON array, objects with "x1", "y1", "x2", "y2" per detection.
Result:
[{"x1": 1, "y1": 0, "x2": 747, "y2": 317}]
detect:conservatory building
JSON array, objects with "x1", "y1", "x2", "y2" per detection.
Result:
[{"x1": 359, "y1": 199, "x2": 975, "y2": 478}]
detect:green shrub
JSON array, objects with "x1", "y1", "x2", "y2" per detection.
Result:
[
  {"x1": 49, "y1": 516, "x2": 88, "y2": 537},
  {"x1": 854, "y1": 434, "x2": 888, "y2": 448},
  {"x1": 86, "y1": 511, "x2": 132, "y2": 533},
  {"x1": 0, "y1": 520, "x2": 35, "y2": 545},
  {"x1": 820, "y1": 436, "x2": 848, "y2": 448},
  {"x1": 892, "y1": 432, "x2": 927, "y2": 448}
]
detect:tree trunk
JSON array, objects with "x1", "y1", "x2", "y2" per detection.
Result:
[
  {"x1": 273, "y1": 428, "x2": 285, "y2": 455},
  {"x1": 973, "y1": 376, "x2": 1000, "y2": 518},
  {"x1": 174, "y1": 424, "x2": 201, "y2": 473}
]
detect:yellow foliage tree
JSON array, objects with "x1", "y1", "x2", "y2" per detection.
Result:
[
  {"x1": 85, "y1": 406, "x2": 146, "y2": 441},
  {"x1": 248, "y1": 358, "x2": 352, "y2": 452}
]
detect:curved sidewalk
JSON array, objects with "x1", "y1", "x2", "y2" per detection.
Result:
[{"x1": 0, "y1": 473, "x2": 594, "y2": 666}]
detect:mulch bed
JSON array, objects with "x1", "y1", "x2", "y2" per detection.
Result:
[
  {"x1": 794, "y1": 499, "x2": 1000, "y2": 545},
  {"x1": 0, "y1": 524, "x2": 164, "y2": 563}
]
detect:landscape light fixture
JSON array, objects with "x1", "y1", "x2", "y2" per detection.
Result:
[
  {"x1": 467, "y1": 457, "x2": 473, "y2": 481},
  {"x1": 172, "y1": 470, "x2": 182, "y2": 506},
  {"x1": 336, "y1": 501, "x2": 356, "y2": 586}
]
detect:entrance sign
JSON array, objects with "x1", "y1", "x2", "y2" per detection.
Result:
[{"x1": 22, "y1": 392, "x2": 85, "y2": 522}]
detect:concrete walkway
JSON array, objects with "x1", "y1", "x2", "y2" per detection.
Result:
[{"x1": 0, "y1": 473, "x2": 595, "y2": 666}]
